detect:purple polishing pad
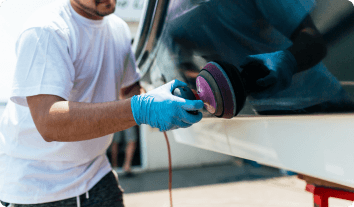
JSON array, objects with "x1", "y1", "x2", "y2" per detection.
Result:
[
  {"x1": 198, "y1": 70, "x2": 224, "y2": 116},
  {"x1": 203, "y1": 62, "x2": 236, "y2": 118},
  {"x1": 196, "y1": 76, "x2": 217, "y2": 114}
]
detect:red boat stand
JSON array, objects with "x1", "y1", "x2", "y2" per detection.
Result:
[{"x1": 306, "y1": 184, "x2": 354, "y2": 207}]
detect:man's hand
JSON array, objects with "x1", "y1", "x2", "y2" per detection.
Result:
[{"x1": 130, "y1": 79, "x2": 204, "y2": 132}]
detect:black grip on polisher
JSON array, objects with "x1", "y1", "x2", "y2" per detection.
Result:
[
  {"x1": 172, "y1": 86, "x2": 199, "y2": 115},
  {"x1": 240, "y1": 62, "x2": 270, "y2": 94}
]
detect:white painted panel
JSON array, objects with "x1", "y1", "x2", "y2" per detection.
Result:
[
  {"x1": 173, "y1": 118, "x2": 232, "y2": 155},
  {"x1": 140, "y1": 125, "x2": 232, "y2": 171},
  {"x1": 174, "y1": 114, "x2": 354, "y2": 188}
]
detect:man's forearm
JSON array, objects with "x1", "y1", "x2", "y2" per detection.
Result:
[{"x1": 32, "y1": 98, "x2": 137, "y2": 142}]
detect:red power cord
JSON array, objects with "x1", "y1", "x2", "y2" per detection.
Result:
[
  {"x1": 163, "y1": 131, "x2": 173, "y2": 207},
  {"x1": 163, "y1": 88, "x2": 200, "y2": 207}
]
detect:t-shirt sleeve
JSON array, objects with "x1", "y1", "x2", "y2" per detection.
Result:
[
  {"x1": 255, "y1": 0, "x2": 316, "y2": 38},
  {"x1": 10, "y1": 27, "x2": 75, "y2": 107}
]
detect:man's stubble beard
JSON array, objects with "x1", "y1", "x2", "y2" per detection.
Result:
[{"x1": 73, "y1": 0, "x2": 116, "y2": 17}]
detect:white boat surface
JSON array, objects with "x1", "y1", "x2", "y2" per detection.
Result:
[{"x1": 173, "y1": 113, "x2": 354, "y2": 188}]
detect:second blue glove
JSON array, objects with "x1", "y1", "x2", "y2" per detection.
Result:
[{"x1": 240, "y1": 50, "x2": 298, "y2": 99}]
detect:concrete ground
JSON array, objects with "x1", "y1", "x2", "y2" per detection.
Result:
[{"x1": 117, "y1": 162, "x2": 353, "y2": 207}]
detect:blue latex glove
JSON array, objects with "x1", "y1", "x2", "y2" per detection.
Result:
[
  {"x1": 240, "y1": 50, "x2": 298, "y2": 99},
  {"x1": 131, "y1": 79, "x2": 204, "y2": 132}
]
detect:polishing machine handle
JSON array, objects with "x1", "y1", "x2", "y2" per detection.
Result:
[{"x1": 172, "y1": 86, "x2": 199, "y2": 115}]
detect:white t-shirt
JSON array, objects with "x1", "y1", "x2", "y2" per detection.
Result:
[{"x1": 0, "y1": 0, "x2": 140, "y2": 204}]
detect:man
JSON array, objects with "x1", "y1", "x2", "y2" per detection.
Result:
[{"x1": 0, "y1": 0, "x2": 203, "y2": 206}]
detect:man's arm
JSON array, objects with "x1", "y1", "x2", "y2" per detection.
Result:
[
  {"x1": 287, "y1": 15, "x2": 327, "y2": 73},
  {"x1": 27, "y1": 80, "x2": 203, "y2": 142},
  {"x1": 27, "y1": 81, "x2": 143, "y2": 142},
  {"x1": 27, "y1": 95, "x2": 137, "y2": 142}
]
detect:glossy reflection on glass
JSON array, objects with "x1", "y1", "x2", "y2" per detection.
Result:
[{"x1": 138, "y1": 0, "x2": 354, "y2": 116}]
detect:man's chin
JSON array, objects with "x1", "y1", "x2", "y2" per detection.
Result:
[
  {"x1": 96, "y1": 7, "x2": 115, "y2": 17},
  {"x1": 96, "y1": 1, "x2": 116, "y2": 16}
]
